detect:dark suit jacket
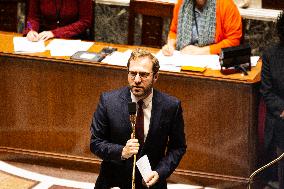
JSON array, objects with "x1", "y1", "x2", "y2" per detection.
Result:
[
  {"x1": 260, "y1": 43, "x2": 284, "y2": 150},
  {"x1": 90, "y1": 87, "x2": 187, "y2": 189}
]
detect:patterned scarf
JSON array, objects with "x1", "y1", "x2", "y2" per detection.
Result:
[{"x1": 176, "y1": 0, "x2": 216, "y2": 50}]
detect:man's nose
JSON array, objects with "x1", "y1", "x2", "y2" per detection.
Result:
[{"x1": 134, "y1": 74, "x2": 142, "y2": 83}]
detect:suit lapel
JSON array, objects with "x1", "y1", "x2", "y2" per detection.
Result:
[{"x1": 142, "y1": 90, "x2": 163, "y2": 152}]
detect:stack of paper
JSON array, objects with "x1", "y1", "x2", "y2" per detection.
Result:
[
  {"x1": 155, "y1": 50, "x2": 220, "y2": 71},
  {"x1": 13, "y1": 37, "x2": 45, "y2": 53},
  {"x1": 156, "y1": 50, "x2": 260, "y2": 71}
]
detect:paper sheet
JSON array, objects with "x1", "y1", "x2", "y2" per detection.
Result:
[
  {"x1": 160, "y1": 64, "x2": 181, "y2": 72},
  {"x1": 101, "y1": 50, "x2": 132, "y2": 66},
  {"x1": 251, "y1": 56, "x2": 260, "y2": 67},
  {"x1": 13, "y1": 37, "x2": 46, "y2": 53},
  {"x1": 136, "y1": 155, "x2": 152, "y2": 181},
  {"x1": 46, "y1": 39, "x2": 94, "y2": 56}
]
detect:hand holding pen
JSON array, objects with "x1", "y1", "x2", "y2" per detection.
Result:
[
  {"x1": 27, "y1": 31, "x2": 40, "y2": 42},
  {"x1": 26, "y1": 21, "x2": 54, "y2": 41},
  {"x1": 26, "y1": 21, "x2": 40, "y2": 42}
]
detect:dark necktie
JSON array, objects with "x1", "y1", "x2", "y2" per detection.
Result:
[{"x1": 136, "y1": 100, "x2": 144, "y2": 145}]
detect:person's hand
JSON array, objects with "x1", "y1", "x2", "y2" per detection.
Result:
[
  {"x1": 121, "y1": 138, "x2": 139, "y2": 159},
  {"x1": 280, "y1": 110, "x2": 284, "y2": 119},
  {"x1": 181, "y1": 45, "x2": 210, "y2": 55},
  {"x1": 38, "y1": 31, "x2": 54, "y2": 41},
  {"x1": 162, "y1": 39, "x2": 176, "y2": 56},
  {"x1": 144, "y1": 171, "x2": 159, "y2": 187},
  {"x1": 26, "y1": 30, "x2": 40, "y2": 42},
  {"x1": 162, "y1": 44, "x2": 175, "y2": 56}
]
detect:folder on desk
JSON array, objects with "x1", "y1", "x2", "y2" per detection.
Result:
[{"x1": 181, "y1": 66, "x2": 206, "y2": 73}]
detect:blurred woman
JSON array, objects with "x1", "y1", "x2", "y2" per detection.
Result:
[
  {"x1": 24, "y1": 0, "x2": 92, "y2": 41},
  {"x1": 162, "y1": 0, "x2": 242, "y2": 55}
]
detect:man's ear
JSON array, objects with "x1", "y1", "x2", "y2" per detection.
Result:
[{"x1": 153, "y1": 73, "x2": 159, "y2": 82}]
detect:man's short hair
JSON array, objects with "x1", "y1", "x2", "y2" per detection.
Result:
[
  {"x1": 277, "y1": 10, "x2": 284, "y2": 43},
  {"x1": 127, "y1": 48, "x2": 160, "y2": 74}
]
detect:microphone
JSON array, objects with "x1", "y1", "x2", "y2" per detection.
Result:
[
  {"x1": 128, "y1": 102, "x2": 137, "y2": 189},
  {"x1": 128, "y1": 102, "x2": 137, "y2": 127},
  {"x1": 248, "y1": 152, "x2": 284, "y2": 189}
]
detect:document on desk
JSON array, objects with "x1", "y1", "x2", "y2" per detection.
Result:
[
  {"x1": 13, "y1": 37, "x2": 45, "y2": 53},
  {"x1": 101, "y1": 50, "x2": 132, "y2": 66},
  {"x1": 136, "y1": 155, "x2": 152, "y2": 181},
  {"x1": 251, "y1": 56, "x2": 260, "y2": 66},
  {"x1": 46, "y1": 39, "x2": 94, "y2": 56}
]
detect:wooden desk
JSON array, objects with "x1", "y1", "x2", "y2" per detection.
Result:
[{"x1": 0, "y1": 32, "x2": 261, "y2": 188}]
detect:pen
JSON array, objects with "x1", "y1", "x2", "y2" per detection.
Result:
[{"x1": 27, "y1": 21, "x2": 33, "y2": 31}]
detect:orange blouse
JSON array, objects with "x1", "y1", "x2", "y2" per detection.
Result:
[{"x1": 169, "y1": 0, "x2": 242, "y2": 54}]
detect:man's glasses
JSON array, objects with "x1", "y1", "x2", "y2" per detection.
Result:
[{"x1": 128, "y1": 71, "x2": 152, "y2": 80}]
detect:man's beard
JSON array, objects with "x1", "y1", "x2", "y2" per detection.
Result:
[{"x1": 130, "y1": 85, "x2": 152, "y2": 98}]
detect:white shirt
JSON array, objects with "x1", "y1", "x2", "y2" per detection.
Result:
[{"x1": 130, "y1": 89, "x2": 153, "y2": 142}]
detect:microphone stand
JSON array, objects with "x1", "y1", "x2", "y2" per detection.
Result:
[
  {"x1": 129, "y1": 114, "x2": 136, "y2": 189},
  {"x1": 128, "y1": 102, "x2": 137, "y2": 189},
  {"x1": 248, "y1": 152, "x2": 284, "y2": 189}
]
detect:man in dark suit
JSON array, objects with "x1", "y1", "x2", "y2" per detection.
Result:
[
  {"x1": 90, "y1": 48, "x2": 187, "y2": 189},
  {"x1": 260, "y1": 10, "x2": 284, "y2": 189}
]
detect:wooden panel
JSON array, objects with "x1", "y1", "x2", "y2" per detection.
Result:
[
  {"x1": 128, "y1": 0, "x2": 174, "y2": 48},
  {"x1": 141, "y1": 15, "x2": 163, "y2": 47},
  {"x1": 0, "y1": 32, "x2": 261, "y2": 188},
  {"x1": 0, "y1": 2, "x2": 18, "y2": 31},
  {"x1": 262, "y1": 0, "x2": 284, "y2": 9},
  {"x1": 0, "y1": 0, "x2": 26, "y2": 32}
]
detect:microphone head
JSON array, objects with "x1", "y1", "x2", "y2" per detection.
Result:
[{"x1": 128, "y1": 102, "x2": 137, "y2": 115}]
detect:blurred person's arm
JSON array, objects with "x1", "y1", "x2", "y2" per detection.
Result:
[
  {"x1": 261, "y1": 50, "x2": 284, "y2": 119},
  {"x1": 24, "y1": 0, "x2": 41, "y2": 41},
  {"x1": 162, "y1": 0, "x2": 182, "y2": 55},
  {"x1": 209, "y1": 0, "x2": 242, "y2": 54}
]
